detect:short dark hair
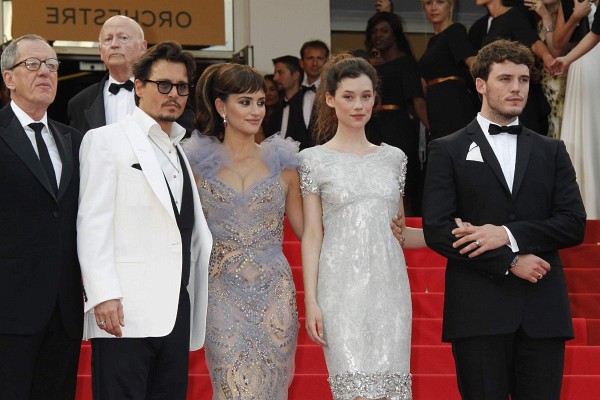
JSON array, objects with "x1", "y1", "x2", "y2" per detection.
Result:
[
  {"x1": 272, "y1": 55, "x2": 304, "y2": 83},
  {"x1": 471, "y1": 39, "x2": 535, "y2": 81},
  {"x1": 300, "y1": 40, "x2": 330, "y2": 59},
  {"x1": 133, "y1": 41, "x2": 196, "y2": 104}
]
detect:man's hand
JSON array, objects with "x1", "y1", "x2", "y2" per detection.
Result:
[
  {"x1": 94, "y1": 299, "x2": 125, "y2": 337},
  {"x1": 452, "y1": 220, "x2": 509, "y2": 257},
  {"x1": 509, "y1": 254, "x2": 551, "y2": 283}
]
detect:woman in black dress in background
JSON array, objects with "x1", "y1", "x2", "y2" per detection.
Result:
[
  {"x1": 419, "y1": 0, "x2": 478, "y2": 140},
  {"x1": 477, "y1": 0, "x2": 553, "y2": 135},
  {"x1": 366, "y1": 12, "x2": 429, "y2": 215}
]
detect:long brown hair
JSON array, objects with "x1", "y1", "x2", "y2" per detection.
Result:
[{"x1": 313, "y1": 54, "x2": 379, "y2": 144}]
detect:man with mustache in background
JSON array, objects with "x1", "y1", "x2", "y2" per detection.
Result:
[{"x1": 77, "y1": 41, "x2": 212, "y2": 399}]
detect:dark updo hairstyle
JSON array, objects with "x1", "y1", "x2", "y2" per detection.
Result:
[
  {"x1": 313, "y1": 54, "x2": 379, "y2": 144},
  {"x1": 194, "y1": 63, "x2": 266, "y2": 141}
]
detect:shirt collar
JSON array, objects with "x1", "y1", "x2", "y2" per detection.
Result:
[
  {"x1": 10, "y1": 101, "x2": 49, "y2": 130},
  {"x1": 476, "y1": 113, "x2": 519, "y2": 137},
  {"x1": 131, "y1": 107, "x2": 186, "y2": 145}
]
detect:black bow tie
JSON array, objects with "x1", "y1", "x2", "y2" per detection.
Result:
[
  {"x1": 488, "y1": 123, "x2": 522, "y2": 135},
  {"x1": 108, "y1": 80, "x2": 134, "y2": 95},
  {"x1": 302, "y1": 84, "x2": 316, "y2": 92}
]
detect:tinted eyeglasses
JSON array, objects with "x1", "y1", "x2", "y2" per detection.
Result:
[
  {"x1": 144, "y1": 80, "x2": 193, "y2": 96},
  {"x1": 10, "y1": 57, "x2": 60, "y2": 72}
]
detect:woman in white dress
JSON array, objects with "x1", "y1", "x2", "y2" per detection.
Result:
[
  {"x1": 552, "y1": 0, "x2": 599, "y2": 218},
  {"x1": 299, "y1": 54, "x2": 425, "y2": 400}
]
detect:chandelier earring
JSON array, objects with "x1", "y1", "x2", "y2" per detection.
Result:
[{"x1": 222, "y1": 115, "x2": 228, "y2": 129}]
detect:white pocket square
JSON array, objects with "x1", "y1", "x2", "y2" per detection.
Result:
[{"x1": 466, "y1": 142, "x2": 484, "y2": 162}]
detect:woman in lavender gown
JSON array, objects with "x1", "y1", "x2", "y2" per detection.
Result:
[{"x1": 183, "y1": 63, "x2": 303, "y2": 399}]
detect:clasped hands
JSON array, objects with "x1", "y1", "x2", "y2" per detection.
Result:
[
  {"x1": 94, "y1": 299, "x2": 125, "y2": 337},
  {"x1": 451, "y1": 218, "x2": 550, "y2": 283}
]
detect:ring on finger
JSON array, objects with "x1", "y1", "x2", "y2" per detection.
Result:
[
  {"x1": 537, "y1": 273, "x2": 543, "y2": 279},
  {"x1": 98, "y1": 320, "x2": 106, "y2": 328},
  {"x1": 474, "y1": 240, "x2": 482, "y2": 247}
]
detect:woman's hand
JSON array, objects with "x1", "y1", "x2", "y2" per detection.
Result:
[{"x1": 305, "y1": 302, "x2": 327, "y2": 346}]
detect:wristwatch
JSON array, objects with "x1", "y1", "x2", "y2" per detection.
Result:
[{"x1": 510, "y1": 255, "x2": 519, "y2": 269}]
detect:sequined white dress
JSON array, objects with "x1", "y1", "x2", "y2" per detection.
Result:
[
  {"x1": 183, "y1": 133, "x2": 300, "y2": 399},
  {"x1": 299, "y1": 144, "x2": 412, "y2": 400}
]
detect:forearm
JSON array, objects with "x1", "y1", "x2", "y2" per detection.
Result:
[
  {"x1": 412, "y1": 97, "x2": 429, "y2": 130},
  {"x1": 403, "y1": 226, "x2": 426, "y2": 249},
  {"x1": 301, "y1": 229, "x2": 322, "y2": 304},
  {"x1": 564, "y1": 32, "x2": 600, "y2": 64}
]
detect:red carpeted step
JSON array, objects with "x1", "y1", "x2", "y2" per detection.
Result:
[
  {"x1": 289, "y1": 374, "x2": 332, "y2": 399},
  {"x1": 560, "y1": 244, "x2": 600, "y2": 268},
  {"x1": 582, "y1": 220, "x2": 600, "y2": 243},
  {"x1": 564, "y1": 268, "x2": 600, "y2": 293},
  {"x1": 411, "y1": 292, "x2": 445, "y2": 318},
  {"x1": 408, "y1": 267, "x2": 446, "y2": 292},
  {"x1": 586, "y1": 319, "x2": 600, "y2": 345},
  {"x1": 562, "y1": 375, "x2": 600, "y2": 400},
  {"x1": 569, "y1": 293, "x2": 600, "y2": 318},
  {"x1": 283, "y1": 241, "x2": 302, "y2": 267},
  {"x1": 413, "y1": 374, "x2": 461, "y2": 399}
]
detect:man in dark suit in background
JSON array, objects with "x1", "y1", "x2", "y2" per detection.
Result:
[
  {"x1": 0, "y1": 34, "x2": 83, "y2": 400},
  {"x1": 423, "y1": 40, "x2": 586, "y2": 400},
  {"x1": 67, "y1": 15, "x2": 194, "y2": 135},
  {"x1": 271, "y1": 55, "x2": 314, "y2": 149}
]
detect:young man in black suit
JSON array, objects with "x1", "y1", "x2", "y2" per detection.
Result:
[
  {"x1": 422, "y1": 39, "x2": 586, "y2": 400},
  {"x1": 0, "y1": 34, "x2": 83, "y2": 400}
]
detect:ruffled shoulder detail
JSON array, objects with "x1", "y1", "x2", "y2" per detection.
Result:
[
  {"x1": 260, "y1": 134, "x2": 300, "y2": 173},
  {"x1": 181, "y1": 131, "x2": 230, "y2": 179}
]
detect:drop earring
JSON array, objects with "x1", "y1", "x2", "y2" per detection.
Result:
[{"x1": 222, "y1": 115, "x2": 228, "y2": 129}]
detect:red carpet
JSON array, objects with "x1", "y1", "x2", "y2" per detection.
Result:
[{"x1": 75, "y1": 219, "x2": 600, "y2": 399}]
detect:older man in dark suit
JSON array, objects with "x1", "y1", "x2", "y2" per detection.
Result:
[
  {"x1": 67, "y1": 15, "x2": 194, "y2": 134},
  {"x1": 423, "y1": 40, "x2": 586, "y2": 400},
  {"x1": 0, "y1": 34, "x2": 83, "y2": 399}
]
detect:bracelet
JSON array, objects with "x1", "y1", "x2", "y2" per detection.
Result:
[
  {"x1": 543, "y1": 25, "x2": 555, "y2": 33},
  {"x1": 509, "y1": 255, "x2": 519, "y2": 269}
]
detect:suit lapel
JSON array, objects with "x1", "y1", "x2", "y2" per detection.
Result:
[
  {"x1": 121, "y1": 117, "x2": 176, "y2": 222},
  {"x1": 512, "y1": 129, "x2": 534, "y2": 198},
  {"x1": 466, "y1": 120, "x2": 512, "y2": 194},
  {"x1": 84, "y1": 75, "x2": 108, "y2": 130},
  {"x1": 0, "y1": 107, "x2": 57, "y2": 200},
  {"x1": 48, "y1": 120, "x2": 73, "y2": 201}
]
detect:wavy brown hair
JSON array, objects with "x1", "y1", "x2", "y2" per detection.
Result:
[
  {"x1": 471, "y1": 39, "x2": 536, "y2": 81},
  {"x1": 313, "y1": 54, "x2": 379, "y2": 144},
  {"x1": 194, "y1": 63, "x2": 266, "y2": 141}
]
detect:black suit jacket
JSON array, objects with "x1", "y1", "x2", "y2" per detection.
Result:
[
  {"x1": 0, "y1": 105, "x2": 83, "y2": 338},
  {"x1": 67, "y1": 73, "x2": 195, "y2": 135},
  {"x1": 282, "y1": 90, "x2": 314, "y2": 150},
  {"x1": 422, "y1": 120, "x2": 586, "y2": 342}
]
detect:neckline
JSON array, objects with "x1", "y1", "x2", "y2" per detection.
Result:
[{"x1": 318, "y1": 143, "x2": 386, "y2": 159}]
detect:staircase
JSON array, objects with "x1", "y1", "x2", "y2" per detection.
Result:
[{"x1": 75, "y1": 219, "x2": 600, "y2": 399}]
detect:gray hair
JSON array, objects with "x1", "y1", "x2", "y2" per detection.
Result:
[{"x1": 1, "y1": 34, "x2": 51, "y2": 73}]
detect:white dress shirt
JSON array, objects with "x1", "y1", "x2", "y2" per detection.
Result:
[
  {"x1": 476, "y1": 113, "x2": 520, "y2": 252},
  {"x1": 11, "y1": 101, "x2": 62, "y2": 185},
  {"x1": 132, "y1": 107, "x2": 186, "y2": 211},
  {"x1": 104, "y1": 76, "x2": 136, "y2": 125},
  {"x1": 301, "y1": 77, "x2": 320, "y2": 128}
]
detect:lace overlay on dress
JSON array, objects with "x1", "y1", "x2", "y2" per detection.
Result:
[
  {"x1": 298, "y1": 144, "x2": 412, "y2": 400},
  {"x1": 183, "y1": 133, "x2": 300, "y2": 399}
]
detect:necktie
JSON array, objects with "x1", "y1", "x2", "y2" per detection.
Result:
[
  {"x1": 108, "y1": 80, "x2": 134, "y2": 95},
  {"x1": 29, "y1": 122, "x2": 58, "y2": 194},
  {"x1": 488, "y1": 124, "x2": 522, "y2": 135},
  {"x1": 302, "y1": 84, "x2": 316, "y2": 92}
]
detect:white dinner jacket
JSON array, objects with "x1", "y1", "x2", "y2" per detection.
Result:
[{"x1": 77, "y1": 112, "x2": 212, "y2": 350}]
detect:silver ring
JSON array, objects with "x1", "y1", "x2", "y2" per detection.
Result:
[
  {"x1": 537, "y1": 273, "x2": 543, "y2": 279},
  {"x1": 98, "y1": 320, "x2": 106, "y2": 328},
  {"x1": 474, "y1": 240, "x2": 481, "y2": 247}
]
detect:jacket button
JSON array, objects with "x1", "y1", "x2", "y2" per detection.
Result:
[{"x1": 53, "y1": 211, "x2": 60, "y2": 218}]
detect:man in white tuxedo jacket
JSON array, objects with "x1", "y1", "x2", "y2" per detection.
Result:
[{"x1": 77, "y1": 41, "x2": 212, "y2": 399}]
